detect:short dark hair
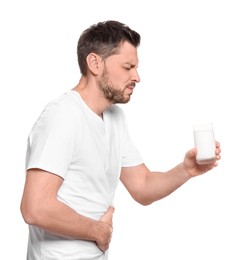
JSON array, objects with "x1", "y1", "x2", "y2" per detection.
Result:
[{"x1": 77, "y1": 20, "x2": 141, "y2": 76}]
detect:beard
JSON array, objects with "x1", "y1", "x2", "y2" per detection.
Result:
[{"x1": 98, "y1": 66, "x2": 131, "y2": 104}]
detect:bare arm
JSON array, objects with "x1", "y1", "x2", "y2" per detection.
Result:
[
  {"x1": 120, "y1": 142, "x2": 221, "y2": 205},
  {"x1": 20, "y1": 169, "x2": 114, "y2": 252}
]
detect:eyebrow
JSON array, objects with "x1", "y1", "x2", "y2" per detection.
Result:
[{"x1": 123, "y1": 62, "x2": 138, "y2": 68}]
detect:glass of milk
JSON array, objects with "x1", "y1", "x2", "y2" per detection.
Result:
[{"x1": 193, "y1": 123, "x2": 216, "y2": 165}]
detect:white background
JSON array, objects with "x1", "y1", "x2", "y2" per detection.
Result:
[{"x1": 1, "y1": 0, "x2": 239, "y2": 259}]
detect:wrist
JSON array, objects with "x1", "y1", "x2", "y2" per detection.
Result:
[
  {"x1": 90, "y1": 220, "x2": 107, "y2": 245},
  {"x1": 88, "y1": 220, "x2": 100, "y2": 242},
  {"x1": 178, "y1": 162, "x2": 192, "y2": 181}
]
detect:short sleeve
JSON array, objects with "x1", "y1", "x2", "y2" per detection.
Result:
[{"x1": 26, "y1": 101, "x2": 80, "y2": 178}]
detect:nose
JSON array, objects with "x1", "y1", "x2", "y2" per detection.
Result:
[{"x1": 131, "y1": 69, "x2": 141, "y2": 83}]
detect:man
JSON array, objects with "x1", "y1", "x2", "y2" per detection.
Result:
[{"x1": 20, "y1": 20, "x2": 221, "y2": 260}]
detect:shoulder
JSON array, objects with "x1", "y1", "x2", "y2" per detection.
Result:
[
  {"x1": 45, "y1": 92, "x2": 78, "y2": 116},
  {"x1": 31, "y1": 92, "x2": 81, "y2": 134},
  {"x1": 42, "y1": 92, "x2": 82, "y2": 121}
]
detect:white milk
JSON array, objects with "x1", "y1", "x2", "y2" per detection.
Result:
[{"x1": 193, "y1": 123, "x2": 216, "y2": 165}]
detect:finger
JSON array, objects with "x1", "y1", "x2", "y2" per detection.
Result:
[
  {"x1": 108, "y1": 206, "x2": 115, "y2": 214},
  {"x1": 100, "y1": 206, "x2": 115, "y2": 222},
  {"x1": 187, "y1": 148, "x2": 197, "y2": 159}
]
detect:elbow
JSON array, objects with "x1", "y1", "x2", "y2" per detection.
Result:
[
  {"x1": 20, "y1": 200, "x2": 40, "y2": 225},
  {"x1": 137, "y1": 200, "x2": 153, "y2": 206},
  {"x1": 132, "y1": 192, "x2": 154, "y2": 206},
  {"x1": 20, "y1": 203, "x2": 32, "y2": 225}
]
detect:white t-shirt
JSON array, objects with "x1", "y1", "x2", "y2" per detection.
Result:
[{"x1": 25, "y1": 90, "x2": 143, "y2": 260}]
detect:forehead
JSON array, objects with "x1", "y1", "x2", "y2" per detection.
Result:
[{"x1": 107, "y1": 41, "x2": 139, "y2": 64}]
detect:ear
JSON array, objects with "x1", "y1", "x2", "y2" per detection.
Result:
[{"x1": 86, "y1": 53, "x2": 102, "y2": 75}]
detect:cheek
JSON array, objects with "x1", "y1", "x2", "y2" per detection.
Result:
[{"x1": 111, "y1": 72, "x2": 129, "y2": 87}]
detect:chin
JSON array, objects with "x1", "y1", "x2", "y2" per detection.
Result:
[
  {"x1": 119, "y1": 97, "x2": 131, "y2": 104},
  {"x1": 113, "y1": 97, "x2": 130, "y2": 104}
]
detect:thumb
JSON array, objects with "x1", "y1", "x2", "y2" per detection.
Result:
[
  {"x1": 100, "y1": 206, "x2": 115, "y2": 223},
  {"x1": 187, "y1": 147, "x2": 197, "y2": 159}
]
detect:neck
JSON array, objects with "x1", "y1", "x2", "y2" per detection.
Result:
[{"x1": 72, "y1": 77, "x2": 112, "y2": 117}]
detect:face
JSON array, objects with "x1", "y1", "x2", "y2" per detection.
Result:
[{"x1": 97, "y1": 41, "x2": 140, "y2": 104}]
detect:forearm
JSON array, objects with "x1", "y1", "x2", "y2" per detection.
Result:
[
  {"x1": 21, "y1": 198, "x2": 103, "y2": 243},
  {"x1": 121, "y1": 146, "x2": 221, "y2": 206},
  {"x1": 132, "y1": 163, "x2": 192, "y2": 205},
  {"x1": 146, "y1": 163, "x2": 191, "y2": 203},
  {"x1": 144, "y1": 144, "x2": 221, "y2": 204}
]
